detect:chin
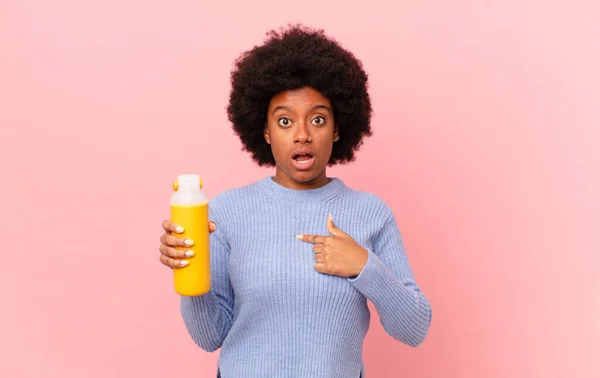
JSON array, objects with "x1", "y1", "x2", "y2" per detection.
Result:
[{"x1": 287, "y1": 168, "x2": 324, "y2": 183}]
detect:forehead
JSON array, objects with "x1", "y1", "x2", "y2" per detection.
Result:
[{"x1": 269, "y1": 86, "x2": 331, "y2": 111}]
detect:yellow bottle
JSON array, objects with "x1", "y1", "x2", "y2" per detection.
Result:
[{"x1": 170, "y1": 174, "x2": 210, "y2": 296}]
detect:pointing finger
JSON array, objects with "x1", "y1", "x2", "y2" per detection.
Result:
[{"x1": 297, "y1": 234, "x2": 327, "y2": 244}]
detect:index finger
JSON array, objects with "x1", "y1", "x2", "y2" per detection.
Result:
[
  {"x1": 297, "y1": 234, "x2": 327, "y2": 244},
  {"x1": 162, "y1": 220, "x2": 184, "y2": 234}
]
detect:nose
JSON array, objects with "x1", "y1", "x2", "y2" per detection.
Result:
[{"x1": 294, "y1": 122, "x2": 311, "y2": 143}]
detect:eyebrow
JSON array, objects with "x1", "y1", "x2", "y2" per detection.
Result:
[{"x1": 273, "y1": 105, "x2": 331, "y2": 114}]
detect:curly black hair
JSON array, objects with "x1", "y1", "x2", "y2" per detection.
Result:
[{"x1": 226, "y1": 24, "x2": 373, "y2": 167}]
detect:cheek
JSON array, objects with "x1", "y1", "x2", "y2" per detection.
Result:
[
  {"x1": 267, "y1": 134, "x2": 288, "y2": 159},
  {"x1": 319, "y1": 141, "x2": 334, "y2": 158}
]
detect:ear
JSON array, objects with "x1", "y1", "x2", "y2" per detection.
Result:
[
  {"x1": 264, "y1": 123, "x2": 271, "y2": 144},
  {"x1": 333, "y1": 124, "x2": 340, "y2": 142}
]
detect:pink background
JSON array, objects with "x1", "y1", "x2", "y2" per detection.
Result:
[{"x1": 1, "y1": 1, "x2": 599, "y2": 377}]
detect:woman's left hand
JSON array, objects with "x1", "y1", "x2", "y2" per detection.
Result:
[{"x1": 297, "y1": 214, "x2": 368, "y2": 278}]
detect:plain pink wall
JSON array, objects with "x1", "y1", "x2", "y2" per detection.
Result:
[{"x1": 1, "y1": 1, "x2": 598, "y2": 377}]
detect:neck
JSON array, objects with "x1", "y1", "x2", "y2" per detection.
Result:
[
  {"x1": 272, "y1": 167, "x2": 329, "y2": 190},
  {"x1": 257, "y1": 174, "x2": 346, "y2": 203}
]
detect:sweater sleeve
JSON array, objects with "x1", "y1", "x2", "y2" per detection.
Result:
[
  {"x1": 179, "y1": 209, "x2": 234, "y2": 352},
  {"x1": 347, "y1": 213, "x2": 432, "y2": 347}
]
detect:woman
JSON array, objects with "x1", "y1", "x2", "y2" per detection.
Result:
[{"x1": 158, "y1": 24, "x2": 432, "y2": 378}]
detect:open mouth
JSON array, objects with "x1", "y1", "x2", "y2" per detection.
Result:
[
  {"x1": 292, "y1": 152, "x2": 314, "y2": 162},
  {"x1": 291, "y1": 150, "x2": 315, "y2": 170}
]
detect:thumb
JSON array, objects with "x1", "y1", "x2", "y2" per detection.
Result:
[{"x1": 327, "y1": 213, "x2": 347, "y2": 237}]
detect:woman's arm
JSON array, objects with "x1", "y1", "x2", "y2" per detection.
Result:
[
  {"x1": 348, "y1": 213, "x2": 432, "y2": 347},
  {"x1": 179, "y1": 211, "x2": 234, "y2": 352}
]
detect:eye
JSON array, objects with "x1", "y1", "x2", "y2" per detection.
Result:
[
  {"x1": 311, "y1": 116, "x2": 326, "y2": 125},
  {"x1": 278, "y1": 118, "x2": 292, "y2": 127}
]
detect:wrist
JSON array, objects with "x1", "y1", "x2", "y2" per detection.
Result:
[{"x1": 354, "y1": 247, "x2": 369, "y2": 276}]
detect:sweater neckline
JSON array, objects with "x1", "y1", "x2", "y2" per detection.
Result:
[{"x1": 256, "y1": 175, "x2": 347, "y2": 202}]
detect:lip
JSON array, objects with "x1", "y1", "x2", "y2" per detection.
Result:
[
  {"x1": 291, "y1": 148, "x2": 316, "y2": 171},
  {"x1": 291, "y1": 148, "x2": 314, "y2": 159}
]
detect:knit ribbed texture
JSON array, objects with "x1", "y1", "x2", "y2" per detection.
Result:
[{"x1": 180, "y1": 176, "x2": 432, "y2": 378}]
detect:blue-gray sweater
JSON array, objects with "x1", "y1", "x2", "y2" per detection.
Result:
[{"x1": 180, "y1": 176, "x2": 432, "y2": 377}]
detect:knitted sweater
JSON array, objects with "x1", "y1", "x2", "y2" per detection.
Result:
[{"x1": 180, "y1": 176, "x2": 432, "y2": 377}]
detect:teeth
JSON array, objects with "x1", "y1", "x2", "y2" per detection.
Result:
[{"x1": 294, "y1": 154, "x2": 313, "y2": 163}]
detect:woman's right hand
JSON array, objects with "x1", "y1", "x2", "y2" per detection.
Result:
[{"x1": 159, "y1": 220, "x2": 217, "y2": 269}]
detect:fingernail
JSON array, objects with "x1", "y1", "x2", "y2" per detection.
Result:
[
  {"x1": 329, "y1": 213, "x2": 333, "y2": 221},
  {"x1": 185, "y1": 250, "x2": 195, "y2": 257},
  {"x1": 180, "y1": 260, "x2": 189, "y2": 266},
  {"x1": 175, "y1": 226, "x2": 184, "y2": 233},
  {"x1": 296, "y1": 234, "x2": 304, "y2": 240},
  {"x1": 184, "y1": 239, "x2": 194, "y2": 246}
]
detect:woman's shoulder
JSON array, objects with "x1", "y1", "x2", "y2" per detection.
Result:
[
  {"x1": 208, "y1": 178, "x2": 273, "y2": 214},
  {"x1": 340, "y1": 182, "x2": 395, "y2": 218},
  {"x1": 209, "y1": 179, "x2": 262, "y2": 205},
  {"x1": 204, "y1": 181, "x2": 262, "y2": 229}
]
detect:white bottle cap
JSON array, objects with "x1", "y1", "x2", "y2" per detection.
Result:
[{"x1": 176, "y1": 174, "x2": 201, "y2": 192}]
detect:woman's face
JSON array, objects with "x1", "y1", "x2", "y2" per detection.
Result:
[{"x1": 264, "y1": 86, "x2": 339, "y2": 189}]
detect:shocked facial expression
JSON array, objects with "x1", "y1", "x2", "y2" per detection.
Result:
[{"x1": 264, "y1": 86, "x2": 339, "y2": 189}]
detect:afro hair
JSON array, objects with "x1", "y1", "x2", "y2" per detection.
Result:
[{"x1": 226, "y1": 24, "x2": 373, "y2": 167}]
